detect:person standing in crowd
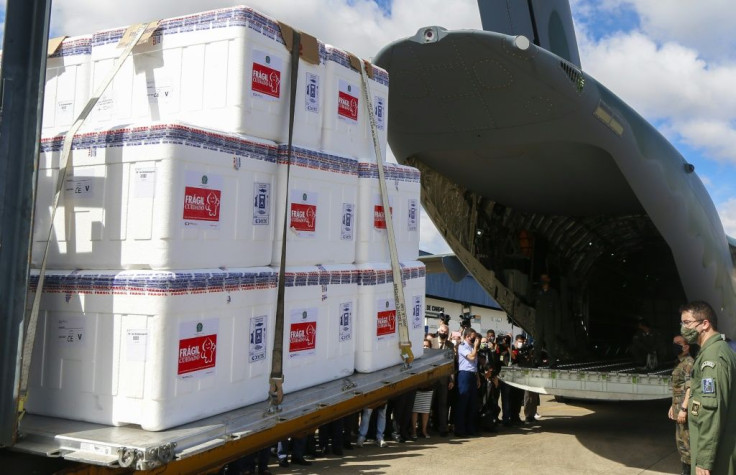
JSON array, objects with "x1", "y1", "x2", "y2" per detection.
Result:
[
  {"x1": 667, "y1": 334, "x2": 694, "y2": 475},
  {"x1": 411, "y1": 381, "x2": 434, "y2": 439},
  {"x1": 454, "y1": 327, "x2": 481, "y2": 437},
  {"x1": 533, "y1": 273, "x2": 561, "y2": 367},
  {"x1": 389, "y1": 389, "x2": 416, "y2": 443},
  {"x1": 679, "y1": 301, "x2": 736, "y2": 475},
  {"x1": 356, "y1": 402, "x2": 388, "y2": 448},
  {"x1": 277, "y1": 435, "x2": 312, "y2": 468},
  {"x1": 431, "y1": 323, "x2": 450, "y2": 349},
  {"x1": 631, "y1": 316, "x2": 668, "y2": 369},
  {"x1": 432, "y1": 325, "x2": 454, "y2": 436}
]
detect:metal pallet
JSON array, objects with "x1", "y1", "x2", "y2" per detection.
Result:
[{"x1": 13, "y1": 350, "x2": 452, "y2": 473}]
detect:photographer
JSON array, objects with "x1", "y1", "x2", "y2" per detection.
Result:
[
  {"x1": 500, "y1": 335, "x2": 527, "y2": 426},
  {"x1": 512, "y1": 333, "x2": 535, "y2": 367},
  {"x1": 478, "y1": 337, "x2": 500, "y2": 431},
  {"x1": 513, "y1": 335, "x2": 541, "y2": 423},
  {"x1": 432, "y1": 324, "x2": 453, "y2": 436},
  {"x1": 454, "y1": 327, "x2": 481, "y2": 437}
]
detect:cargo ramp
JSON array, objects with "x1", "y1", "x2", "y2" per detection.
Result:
[{"x1": 500, "y1": 360, "x2": 673, "y2": 401}]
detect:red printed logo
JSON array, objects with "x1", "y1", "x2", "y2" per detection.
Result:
[
  {"x1": 183, "y1": 187, "x2": 221, "y2": 222},
  {"x1": 252, "y1": 62, "x2": 281, "y2": 98},
  {"x1": 338, "y1": 90, "x2": 359, "y2": 121},
  {"x1": 178, "y1": 334, "x2": 217, "y2": 375},
  {"x1": 373, "y1": 205, "x2": 393, "y2": 229},
  {"x1": 291, "y1": 202, "x2": 317, "y2": 232},
  {"x1": 377, "y1": 309, "x2": 396, "y2": 337},
  {"x1": 290, "y1": 321, "x2": 317, "y2": 353}
]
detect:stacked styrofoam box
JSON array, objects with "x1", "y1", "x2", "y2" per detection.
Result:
[
  {"x1": 281, "y1": 265, "x2": 358, "y2": 393},
  {"x1": 26, "y1": 268, "x2": 277, "y2": 431},
  {"x1": 280, "y1": 41, "x2": 328, "y2": 150},
  {"x1": 271, "y1": 145, "x2": 358, "y2": 266},
  {"x1": 33, "y1": 123, "x2": 278, "y2": 270},
  {"x1": 354, "y1": 261, "x2": 426, "y2": 372},
  {"x1": 321, "y1": 45, "x2": 389, "y2": 161},
  {"x1": 43, "y1": 35, "x2": 92, "y2": 132},
  {"x1": 355, "y1": 161, "x2": 420, "y2": 263},
  {"x1": 360, "y1": 65, "x2": 389, "y2": 161},
  {"x1": 86, "y1": 7, "x2": 292, "y2": 143},
  {"x1": 27, "y1": 2, "x2": 423, "y2": 432}
]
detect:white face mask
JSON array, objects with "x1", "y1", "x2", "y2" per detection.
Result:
[{"x1": 515, "y1": 342, "x2": 523, "y2": 349}]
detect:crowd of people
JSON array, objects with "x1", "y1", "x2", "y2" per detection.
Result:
[
  {"x1": 220, "y1": 299, "x2": 735, "y2": 475},
  {"x1": 220, "y1": 314, "x2": 544, "y2": 475}
]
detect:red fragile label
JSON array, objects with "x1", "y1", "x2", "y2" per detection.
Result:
[
  {"x1": 289, "y1": 321, "x2": 317, "y2": 353},
  {"x1": 377, "y1": 309, "x2": 396, "y2": 336},
  {"x1": 290, "y1": 202, "x2": 317, "y2": 232},
  {"x1": 252, "y1": 62, "x2": 281, "y2": 98},
  {"x1": 178, "y1": 334, "x2": 217, "y2": 375},
  {"x1": 183, "y1": 187, "x2": 221, "y2": 222},
  {"x1": 338, "y1": 90, "x2": 359, "y2": 121},
  {"x1": 373, "y1": 205, "x2": 392, "y2": 229}
]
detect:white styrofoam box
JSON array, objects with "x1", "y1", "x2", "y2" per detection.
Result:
[
  {"x1": 321, "y1": 45, "x2": 363, "y2": 159},
  {"x1": 272, "y1": 145, "x2": 358, "y2": 266},
  {"x1": 278, "y1": 41, "x2": 327, "y2": 150},
  {"x1": 281, "y1": 265, "x2": 358, "y2": 394},
  {"x1": 43, "y1": 36, "x2": 92, "y2": 131},
  {"x1": 356, "y1": 162, "x2": 421, "y2": 263},
  {"x1": 26, "y1": 268, "x2": 278, "y2": 431},
  {"x1": 321, "y1": 45, "x2": 389, "y2": 161},
  {"x1": 86, "y1": 7, "x2": 291, "y2": 141},
  {"x1": 359, "y1": 64, "x2": 389, "y2": 161},
  {"x1": 33, "y1": 123, "x2": 278, "y2": 270},
  {"x1": 355, "y1": 261, "x2": 426, "y2": 373}
]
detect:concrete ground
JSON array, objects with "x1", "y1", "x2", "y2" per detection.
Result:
[{"x1": 271, "y1": 395, "x2": 683, "y2": 475}]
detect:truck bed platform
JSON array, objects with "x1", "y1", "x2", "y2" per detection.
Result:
[{"x1": 13, "y1": 350, "x2": 453, "y2": 473}]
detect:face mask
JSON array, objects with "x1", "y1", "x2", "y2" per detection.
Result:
[
  {"x1": 515, "y1": 342, "x2": 523, "y2": 349},
  {"x1": 480, "y1": 343, "x2": 488, "y2": 349},
  {"x1": 438, "y1": 333, "x2": 448, "y2": 339},
  {"x1": 672, "y1": 343, "x2": 683, "y2": 356},
  {"x1": 681, "y1": 325, "x2": 700, "y2": 344}
]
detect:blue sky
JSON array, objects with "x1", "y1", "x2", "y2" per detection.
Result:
[{"x1": 2, "y1": 0, "x2": 736, "y2": 251}]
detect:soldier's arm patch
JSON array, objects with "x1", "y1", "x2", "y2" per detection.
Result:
[
  {"x1": 700, "y1": 360, "x2": 716, "y2": 370},
  {"x1": 702, "y1": 378, "x2": 715, "y2": 395}
]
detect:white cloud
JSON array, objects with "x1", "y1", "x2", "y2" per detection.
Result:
[
  {"x1": 49, "y1": 0, "x2": 480, "y2": 59},
  {"x1": 718, "y1": 199, "x2": 736, "y2": 237},
  {"x1": 622, "y1": 0, "x2": 736, "y2": 63},
  {"x1": 579, "y1": 25, "x2": 736, "y2": 166}
]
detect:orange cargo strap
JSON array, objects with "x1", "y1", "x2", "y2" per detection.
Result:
[
  {"x1": 358, "y1": 59, "x2": 414, "y2": 367},
  {"x1": 268, "y1": 28, "x2": 302, "y2": 413}
]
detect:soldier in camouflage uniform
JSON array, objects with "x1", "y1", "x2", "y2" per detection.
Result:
[
  {"x1": 679, "y1": 301, "x2": 736, "y2": 475},
  {"x1": 668, "y1": 335, "x2": 694, "y2": 475}
]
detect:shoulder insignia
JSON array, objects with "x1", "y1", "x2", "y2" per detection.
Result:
[
  {"x1": 702, "y1": 378, "x2": 716, "y2": 394},
  {"x1": 701, "y1": 361, "x2": 716, "y2": 370}
]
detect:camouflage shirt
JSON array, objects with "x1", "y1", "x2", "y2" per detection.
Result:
[{"x1": 671, "y1": 354, "x2": 694, "y2": 407}]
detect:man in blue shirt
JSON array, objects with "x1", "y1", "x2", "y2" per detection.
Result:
[{"x1": 455, "y1": 327, "x2": 481, "y2": 436}]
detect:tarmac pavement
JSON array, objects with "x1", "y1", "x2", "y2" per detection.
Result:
[{"x1": 272, "y1": 395, "x2": 682, "y2": 474}]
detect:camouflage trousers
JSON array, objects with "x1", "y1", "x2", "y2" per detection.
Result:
[{"x1": 675, "y1": 420, "x2": 690, "y2": 464}]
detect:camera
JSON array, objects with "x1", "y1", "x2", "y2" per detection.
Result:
[
  {"x1": 459, "y1": 314, "x2": 472, "y2": 329},
  {"x1": 438, "y1": 312, "x2": 450, "y2": 325}
]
